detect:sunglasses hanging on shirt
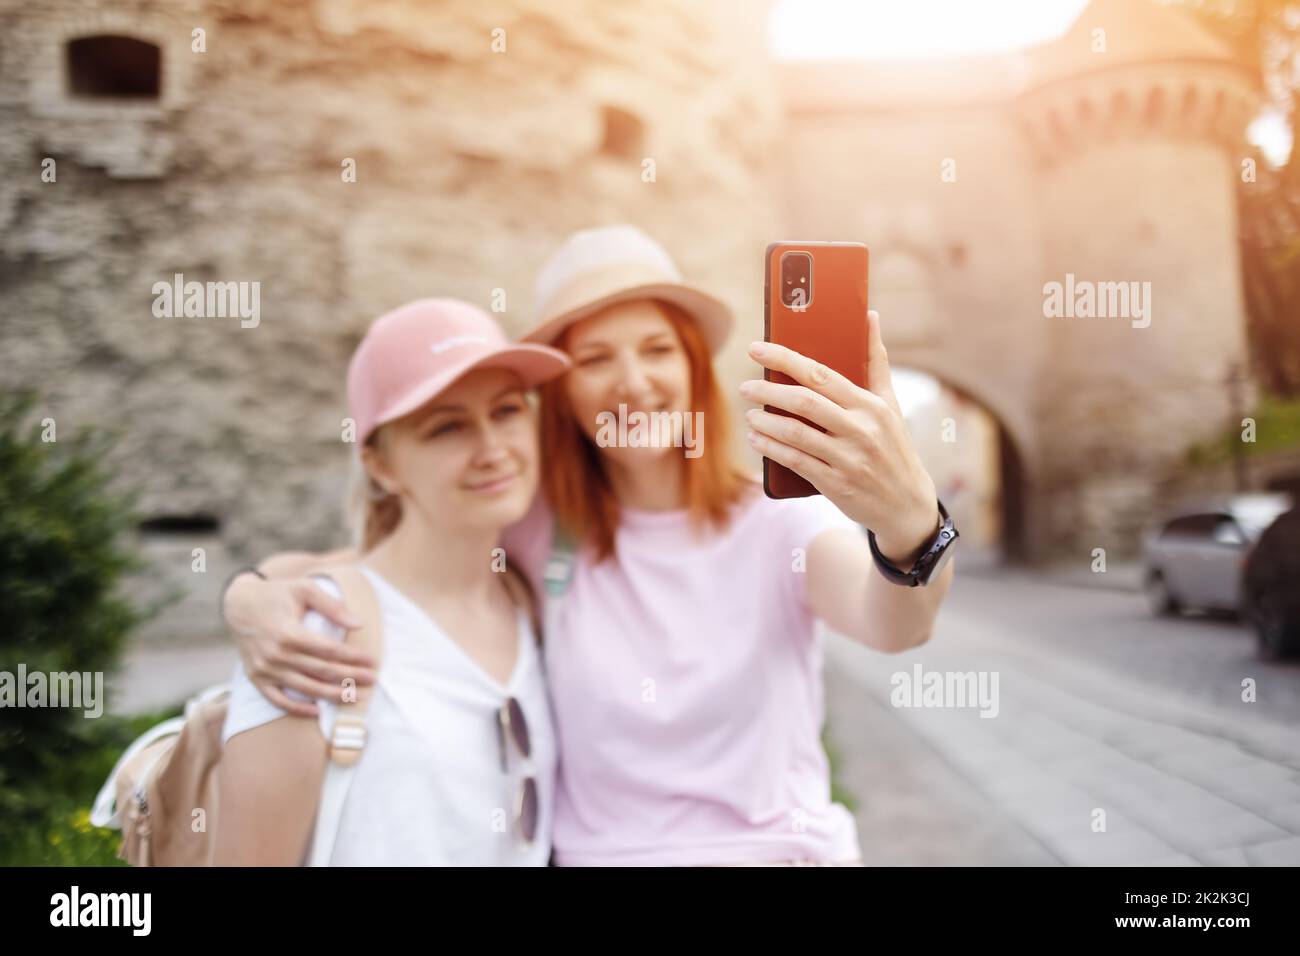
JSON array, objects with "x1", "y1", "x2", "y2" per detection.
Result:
[{"x1": 495, "y1": 696, "x2": 538, "y2": 848}]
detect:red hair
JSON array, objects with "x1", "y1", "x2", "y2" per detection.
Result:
[{"x1": 538, "y1": 300, "x2": 751, "y2": 562}]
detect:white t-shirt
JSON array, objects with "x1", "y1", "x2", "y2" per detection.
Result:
[{"x1": 221, "y1": 567, "x2": 556, "y2": 866}]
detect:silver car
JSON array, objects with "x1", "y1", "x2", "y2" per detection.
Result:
[{"x1": 1142, "y1": 493, "x2": 1293, "y2": 617}]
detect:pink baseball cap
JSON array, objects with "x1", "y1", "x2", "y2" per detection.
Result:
[{"x1": 347, "y1": 298, "x2": 570, "y2": 445}]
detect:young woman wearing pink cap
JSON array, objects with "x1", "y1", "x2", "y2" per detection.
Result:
[
  {"x1": 221, "y1": 229, "x2": 955, "y2": 866},
  {"x1": 215, "y1": 298, "x2": 570, "y2": 865}
]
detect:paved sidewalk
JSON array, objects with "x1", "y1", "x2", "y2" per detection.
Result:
[
  {"x1": 824, "y1": 660, "x2": 1059, "y2": 865},
  {"x1": 958, "y1": 553, "x2": 1145, "y2": 594},
  {"x1": 823, "y1": 620, "x2": 1300, "y2": 866}
]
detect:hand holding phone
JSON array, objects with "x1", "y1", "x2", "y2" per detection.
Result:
[
  {"x1": 743, "y1": 243, "x2": 942, "y2": 563},
  {"x1": 759, "y1": 241, "x2": 869, "y2": 498}
]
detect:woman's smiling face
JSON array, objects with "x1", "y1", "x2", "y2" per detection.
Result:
[
  {"x1": 561, "y1": 299, "x2": 693, "y2": 465},
  {"x1": 363, "y1": 367, "x2": 540, "y2": 534}
]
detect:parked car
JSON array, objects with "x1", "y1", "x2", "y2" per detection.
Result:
[
  {"x1": 1242, "y1": 504, "x2": 1300, "y2": 660},
  {"x1": 1142, "y1": 493, "x2": 1293, "y2": 627}
]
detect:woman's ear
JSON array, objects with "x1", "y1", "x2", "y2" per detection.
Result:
[{"x1": 360, "y1": 438, "x2": 400, "y2": 497}]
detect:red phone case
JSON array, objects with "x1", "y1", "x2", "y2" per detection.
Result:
[{"x1": 762, "y1": 241, "x2": 869, "y2": 499}]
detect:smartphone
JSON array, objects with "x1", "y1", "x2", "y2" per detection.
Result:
[{"x1": 762, "y1": 241, "x2": 869, "y2": 499}]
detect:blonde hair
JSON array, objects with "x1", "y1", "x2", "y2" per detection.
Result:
[{"x1": 345, "y1": 436, "x2": 402, "y2": 553}]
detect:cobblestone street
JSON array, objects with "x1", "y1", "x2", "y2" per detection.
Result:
[{"x1": 825, "y1": 566, "x2": 1300, "y2": 865}]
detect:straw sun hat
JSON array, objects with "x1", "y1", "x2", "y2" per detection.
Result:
[{"x1": 522, "y1": 225, "x2": 734, "y2": 353}]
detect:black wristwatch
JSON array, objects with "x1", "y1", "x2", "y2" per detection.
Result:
[{"x1": 867, "y1": 500, "x2": 958, "y2": 587}]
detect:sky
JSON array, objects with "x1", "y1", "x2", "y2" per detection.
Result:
[{"x1": 768, "y1": 0, "x2": 1092, "y2": 60}]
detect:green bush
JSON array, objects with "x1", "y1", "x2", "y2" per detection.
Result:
[
  {"x1": 0, "y1": 706, "x2": 183, "y2": 866},
  {"x1": 1186, "y1": 393, "x2": 1300, "y2": 467},
  {"x1": 0, "y1": 391, "x2": 146, "y2": 863},
  {"x1": 822, "y1": 727, "x2": 858, "y2": 814}
]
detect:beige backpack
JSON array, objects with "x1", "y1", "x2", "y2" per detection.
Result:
[{"x1": 90, "y1": 566, "x2": 382, "y2": 866}]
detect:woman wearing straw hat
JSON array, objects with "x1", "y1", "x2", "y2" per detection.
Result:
[{"x1": 221, "y1": 227, "x2": 956, "y2": 866}]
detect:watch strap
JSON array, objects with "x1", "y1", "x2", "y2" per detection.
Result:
[{"x1": 868, "y1": 500, "x2": 958, "y2": 587}]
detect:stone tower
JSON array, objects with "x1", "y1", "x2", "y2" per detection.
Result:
[{"x1": 1020, "y1": 0, "x2": 1259, "y2": 556}]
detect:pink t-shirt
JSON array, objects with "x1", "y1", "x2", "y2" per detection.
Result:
[{"x1": 504, "y1": 480, "x2": 863, "y2": 866}]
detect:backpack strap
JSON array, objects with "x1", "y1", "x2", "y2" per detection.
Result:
[
  {"x1": 305, "y1": 565, "x2": 382, "y2": 867},
  {"x1": 542, "y1": 524, "x2": 578, "y2": 599},
  {"x1": 539, "y1": 523, "x2": 578, "y2": 649}
]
